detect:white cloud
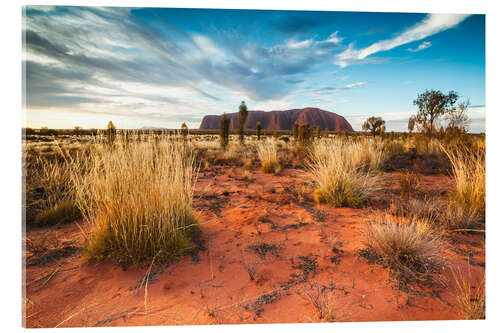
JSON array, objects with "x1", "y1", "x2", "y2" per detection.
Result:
[
  {"x1": 287, "y1": 38, "x2": 313, "y2": 49},
  {"x1": 345, "y1": 81, "x2": 367, "y2": 89},
  {"x1": 334, "y1": 14, "x2": 470, "y2": 67},
  {"x1": 407, "y1": 41, "x2": 432, "y2": 52}
]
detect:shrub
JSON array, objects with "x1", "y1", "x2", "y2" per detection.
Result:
[
  {"x1": 72, "y1": 140, "x2": 199, "y2": 265},
  {"x1": 298, "y1": 123, "x2": 313, "y2": 145},
  {"x1": 300, "y1": 282, "x2": 336, "y2": 322},
  {"x1": 35, "y1": 200, "x2": 82, "y2": 227},
  {"x1": 257, "y1": 140, "x2": 281, "y2": 174},
  {"x1": 398, "y1": 172, "x2": 420, "y2": 198},
  {"x1": 442, "y1": 144, "x2": 485, "y2": 216},
  {"x1": 180, "y1": 123, "x2": 189, "y2": 140},
  {"x1": 219, "y1": 113, "x2": 230, "y2": 149},
  {"x1": 362, "y1": 217, "x2": 445, "y2": 288},
  {"x1": 256, "y1": 122, "x2": 262, "y2": 140},
  {"x1": 238, "y1": 101, "x2": 248, "y2": 144}
]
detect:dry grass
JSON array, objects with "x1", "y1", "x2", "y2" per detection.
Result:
[
  {"x1": 257, "y1": 140, "x2": 281, "y2": 174},
  {"x1": 308, "y1": 139, "x2": 382, "y2": 207},
  {"x1": 35, "y1": 200, "x2": 82, "y2": 227},
  {"x1": 70, "y1": 139, "x2": 199, "y2": 265},
  {"x1": 299, "y1": 282, "x2": 336, "y2": 322},
  {"x1": 362, "y1": 216, "x2": 446, "y2": 288},
  {"x1": 442, "y1": 144, "x2": 485, "y2": 216},
  {"x1": 398, "y1": 172, "x2": 420, "y2": 198},
  {"x1": 453, "y1": 266, "x2": 485, "y2": 320}
]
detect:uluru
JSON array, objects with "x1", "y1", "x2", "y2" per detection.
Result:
[{"x1": 199, "y1": 107, "x2": 354, "y2": 132}]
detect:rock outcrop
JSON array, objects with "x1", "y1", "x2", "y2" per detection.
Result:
[{"x1": 199, "y1": 107, "x2": 353, "y2": 132}]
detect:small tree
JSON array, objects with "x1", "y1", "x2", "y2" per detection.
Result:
[
  {"x1": 180, "y1": 122, "x2": 189, "y2": 140},
  {"x1": 412, "y1": 89, "x2": 458, "y2": 136},
  {"x1": 238, "y1": 101, "x2": 248, "y2": 144},
  {"x1": 256, "y1": 121, "x2": 262, "y2": 140},
  {"x1": 445, "y1": 99, "x2": 470, "y2": 134},
  {"x1": 293, "y1": 122, "x2": 299, "y2": 141},
  {"x1": 362, "y1": 116, "x2": 386, "y2": 136},
  {"x1": 219, "y1": 113, "x2": 230, "y2": 149},
  {"x1": 408, "y1": 116, "x2": 416, "y2": 134},
  {"x1": 73, "y1": 126, "x2": 82, "y2": 136},
  {"x1": 298, "y1": 123, "x2": 313, "y2": 145},
  {"x1": 107, "y1": 121, "x2": 116, "y2": 145}
]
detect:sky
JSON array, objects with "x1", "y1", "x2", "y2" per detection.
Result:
[{"x1": 22, "y1": 7, "x2": 485, "y2": 132}]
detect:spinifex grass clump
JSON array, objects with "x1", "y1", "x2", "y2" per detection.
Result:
[
  {"x1": 362, "y1": 217, "x2": 445, "y2": 288},
  {"x1": 24, "y1": 144, "x2": 84, "y2": 227},
  {"x1": 442, "y1": 144, "x2": 485, "y2": 216},
  {"x1": 257, "y1": 139, "x2": 281, "y2": 173},
  {"x1": 308, "y1": 139, "x2": 383, "y2": 207},
  {"x1": 35, "y1": 200, "x2": 82, "y2": 227},
  {"x1": 72, "y1": 140, "x2": 199, "y2": 265},
  {"x1": 453, "y1": 267, "x2": 485, "y2": 320}
]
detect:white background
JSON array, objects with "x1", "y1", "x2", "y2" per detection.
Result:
[{"x1": 1, "y1": 1, "x2": 498, "y2": 332}]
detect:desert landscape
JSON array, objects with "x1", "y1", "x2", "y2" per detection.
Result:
[
  {"x1": 22, "y1": 104, "x2": 485, "y2": 327},
  {"x1": 21, "y1": 6, "x2": 486, "y2": 329}
]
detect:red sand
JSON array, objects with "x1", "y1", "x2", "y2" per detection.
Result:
[{"x1": 23, "y1": 168, "x2": 485, "y2": 327}]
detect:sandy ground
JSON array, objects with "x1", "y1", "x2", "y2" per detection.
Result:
[{"x1": 23, "y1": 167, "x2": 485, "y2": 327}]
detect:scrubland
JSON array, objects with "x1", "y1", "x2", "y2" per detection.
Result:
[{"x1": 23, "y1": 130, "x2": 485, "y2": 327}]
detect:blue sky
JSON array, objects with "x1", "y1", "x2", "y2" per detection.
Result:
[{"x1": 23, "y1": 7, "x2": 485, "y2": 132}]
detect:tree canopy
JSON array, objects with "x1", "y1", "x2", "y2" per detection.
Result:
[{"x1": 362, "y1": 116, "x2": 386, "y2": 136}]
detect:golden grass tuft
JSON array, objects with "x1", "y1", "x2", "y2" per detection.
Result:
[
  {"x1": 308, "y1": 139, "x2": 383, "y2": 208},
  {"x1": 257, "y1": 140, "x2": 281, "y2": 174},
  {"x1": 453, "y1": 266, "x2": 485, "y2": 320},
  {"x1": 442, "y1": 144, "x2": 485, "y2": 215},
  {"x1": 71, "y1": 140, "x2": 199, "y2": 265},
  {"x1": 362, "y1": 217, "x2": 445, "y2": 288}
]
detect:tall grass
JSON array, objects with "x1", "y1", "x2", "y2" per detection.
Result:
[
  {"x1": 363, "y1": 217, "x2": 445, "y2": 288},
  {"x1": 71, "y1": 140, "x2": 199, "y2": 265},
  {"x1": 442, "y1": 144, "x2": 485, "y2": 216},
  {"x1": 308, "y1": 139, "x2": 383, "y2": 207},
  {"x1": 24, "y1": 142, "x2": 85, "y2": 226},
  {"x1": 256, "y1": 139, "x2": 281, "y2": 173},
  {"x1": 453, "y1": 266, "x2": 485, "y2": 320}
]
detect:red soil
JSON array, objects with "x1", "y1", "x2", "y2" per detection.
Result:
[{"x1": 23, "y1": 168, "x2": 485, "y2": 327}]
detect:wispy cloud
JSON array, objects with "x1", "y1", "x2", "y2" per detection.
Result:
[
  {"x1": 334, "y1": 14, "x2": 470, "y2": 67},
  {"x1": 407, "y1": 41, "x2": 432, "y2": 52},
  {"x1": 308, "y1": 81, "x2": 367, "y2": 95}
]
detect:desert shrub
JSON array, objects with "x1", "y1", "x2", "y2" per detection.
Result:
[
  {"x1": 453, "y1": 268, "x2": 485, "y2": 320},
  {"x1": 390, "y1": 198, "x2": 482, "y2": 232},
  {"x1": 34, "y1": 200, "x2": 81, "y2": 227},
  {"x1": 442, "y1": 144, "x2": 485, "y2": 215},
  {"x1": 362, "y1": 218, "x2": 445, "y2": 288},
  {"x1": 383, "y1": 140, "x2": 406, "y2": 157},
  {"x1": 300, "y1": 282, "x2": 336, "y2": 322},
  {"x1": 257, "y1": 140, "x2": 281, "y2": 174},
  {"x1": 398, "y1": 172, "x2": 420, "y2": 198},
  {"x1": 308, "y1": 139, "x2": 382, "y2": 207},
  {"x1": 278, "y1": 136, "x2": 289, "y2": 143},
  {"x1": 219, "y1": 113, "x2": 230, "y2": 149},
  {"x1": 298, "y1": 123, "x2": 313, "y2": 145},
  {"x1": 440, "y1": 203, "x2": 482, "y2": 231},
  {"x1": 71, "y1": 140, "x2": 199, "y2": 265}
]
